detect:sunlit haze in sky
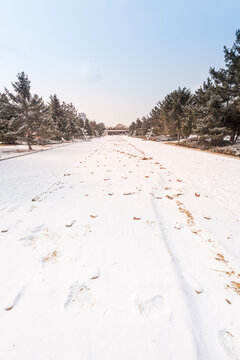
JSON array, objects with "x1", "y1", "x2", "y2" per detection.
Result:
[{"x1": 0, "y1": 0, "x2": 240, "y2": 126}]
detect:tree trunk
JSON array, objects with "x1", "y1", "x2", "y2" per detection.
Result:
[
  {"x1": 27, "y1": 141, "x2": 32, "y2": 150},
  {"x1": 233, "y1": 132, "x2": 239, "y2": 144},
  {"x1": 177, "y1": 131, "x2": 180, "y2": 143}
]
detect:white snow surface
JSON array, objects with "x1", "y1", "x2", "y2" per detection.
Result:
[{"x1": 0, "y1": 136, "x2": 240, "y2": 360}]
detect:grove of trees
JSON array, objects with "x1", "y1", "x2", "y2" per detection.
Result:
[
  {"x1": 129, "y1": 29, "x2": 240, "y2": 145},
  {"x1": 0, "y1": 73, "x2": 105, "y2": 149}
]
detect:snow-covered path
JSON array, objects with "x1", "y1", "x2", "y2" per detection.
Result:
[{"x1": 1, "y1": 136, "x2": 240, "y2": 360}]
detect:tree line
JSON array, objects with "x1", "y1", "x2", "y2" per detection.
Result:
[
  {"x1": 0, "y1": 72, "x2": 105, "y2": 149},
  {"x1": 129, "y1": 30, "x2": 240, "y2": 145}
]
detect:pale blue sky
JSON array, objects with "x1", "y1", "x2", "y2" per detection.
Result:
[{"x1": 0, "y1": 0, "x2": 240, "y2": 126}]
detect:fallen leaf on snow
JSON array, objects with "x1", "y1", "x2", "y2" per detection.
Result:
[
  {"x1": 226, "y1": 299, "x2": 231, "y2": 304},
  {"x1": 177, "y1": 179, "x2": 183, "y2": 182},
  {"x1": 215, "y1": 253, "x2": 228, "y2": 263},
  {"x1": 173, "y1": 193, "x2": 183, "y2": 197},
  {"x1": 104, "y1": 179, "x2": 111, "y2": 181},
  {"x1": 174, "y1": 227, "x2": 181, "y2": 231},
  {"x1": 5, "y1": 306, "x2": 13, "y2": 311},
  {"x1": 66, "y1": 220, "x2": 76, "y2": 228},
  {"x1": 231, "y1": 281, "x2": 240, "y2": 295},
  {"x1": 91, "y1": 276, "x2": 99, "y2": 280},
  {"x1": 195, "y1": 192, "x2": 200, "y2": 197},
  {"x1": 133, "y1": 217, "x2": 141, "y2": 220},
  {"x1": 42, "y1": 250, "x2": 58, "y2": 263},
  {"x1": 90, "y1": 215, "x2": 97, "y2": 218},
  {"x1": 204, "y1": 216, "x2": 211, "y2": 220},
  {"x1": 166, "y1": 195, "x2": 174, "y2": 200}
]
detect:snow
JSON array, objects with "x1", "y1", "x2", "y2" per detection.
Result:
[
  {"x1": 0, "y1": 142, "x2": 75, "y2": 161},
  {"x1": 0, "y1": 136, "x2": 240, "y2": 360}
]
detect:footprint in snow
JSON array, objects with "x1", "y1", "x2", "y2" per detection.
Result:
[
  {"x1": 131, "y1": 293, "x2": 170, "y2": 319},
  {"x1": 64, "y1": 282, "x2": 95, "y2": 308},
  {"x1": 219, "y1": 329, "x2": 240, "y2": 360},
  {"x1": 83, "y1": 224, "x2": 92, "y2": 237}
]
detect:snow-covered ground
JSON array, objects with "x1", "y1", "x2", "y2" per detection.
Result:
[
  {"x1": 0, "y1": 136, "x2": 240, "y2": 360},
  {"x1": 0, "y1": 142, "x2": 74, "y2": 160}
]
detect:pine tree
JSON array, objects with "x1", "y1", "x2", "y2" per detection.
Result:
[
  {"x1": 0, "y1": 92, "x2": 16, "y2": 143},
  {"x1": 193, "y1": 79, "x2": 229, "y2": 145},
  {"x1": 5, "y1": 73, "x2": 36, "y2": 149},
  {"x1": 48, "y1": 95, "x2": 64, "y2": 140},
  {"x1": 161, "y1": 87, "x2": 191, "y2": 141},
  {"x1": 84, "y1": 119, "x2": 93, "y2": 137},
  {"x1": 209, "y1": 30, "x2": 240, "y2": 143}
]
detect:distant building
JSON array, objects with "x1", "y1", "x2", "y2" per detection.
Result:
[{"x1": 104, "y1": 129, "x2": 128, "y2": 136}]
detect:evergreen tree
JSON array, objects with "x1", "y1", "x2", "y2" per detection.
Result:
[
  {"x1": 84, "y1": 119, "x2": 93, "y2": 137},
  {"x1": 48, "y1": 94, "x2": 64, "y2": 140},
  {"x1": 193, "y1": 79, "x2": 229, "y2": 145},
  {"x1": 0, "y1": 92, "x2": 16, "y2": 143},
  {"x1": 209, "y1": 30, "x2": 240, "y2": 143},
  {"x1": 161, "y1": 87, "x2": 191, "y2": 141}
]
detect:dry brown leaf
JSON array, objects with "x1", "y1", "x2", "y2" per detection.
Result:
[
  {"x1": 91, "y1": 276, "x2": 99, "y2": 280},
  {"x1": 195, "y1": 192, "x2": 200, "y2": 197},
  {"x1": 66, "y1": 220, "x2": 76, "y2": 228},
  {"x1": 5, "y1": 306, "x2": 13, "y2": 311},
  {"x1": 90, "y1": 215, "x2": 97, "y2": 218},
  {"x1": 133, "y1": 217, "x2": 141, "y2": 220},
  {"x1": 226, "y1": 299, "x2": 231, "y2": 304},
  {"x1": 104, "y1": 179, "x2": 111, "y2": 181},
  {"x1": 42, "y1": 250, "x2": 57, "y2": 263},
  {"x1": 204, "y1": 216, "x2": 211, "y2": 220},
  {"x1": 215, "y1": 253, "x2": 228, "y2": 263},
  {"x1": 177, "y1": 179, "x2": 182, "y2": 182},
  {"x1": 231, "y1": 281, "x2": 240, "y2": 295},
  {"x1": 166, "y1": 195, "x2": 173, "y2": 200}
]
